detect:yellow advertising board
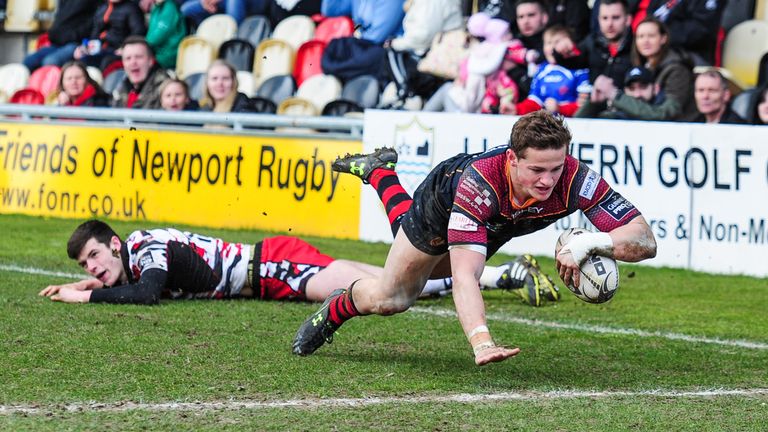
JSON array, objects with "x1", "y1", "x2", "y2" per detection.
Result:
[{"x1": 0, "y1": 123, "x2": 362, "y2": 239}]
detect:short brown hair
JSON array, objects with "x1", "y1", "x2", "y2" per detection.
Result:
[
  {"x1": 509, "y1": 111, "x2": 572, "y2": 158},
  {"x1": 120, "y1": 36, "x2": 155, "y2": 58},
  {"x1": 67, "y1": 220, "x2": 119, "y2": 259},
  {"x1": 543, "y1": 24, "x2": 572, "y2": 41}
]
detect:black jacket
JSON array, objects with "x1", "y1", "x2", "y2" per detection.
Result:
[
  {"x1": 643, "y1": 0, "x2": 725, "y2": 65},
  {"x1": 48, "y1": 0, "x2": 102, "y2": 46},
  {"x1": 90, "y1": 1, "x2": 147, "y2": 51},
  {"x1": 689, "y1": 106, "x2": 748, "y2": 124},
  {"x1": 556, "y1": 31, "x2": 634, "y2": 87},
  {"x1": 200, "y1": 93, "x2": 255, "y2": 113}
]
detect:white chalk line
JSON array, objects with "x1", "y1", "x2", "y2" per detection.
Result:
[
  {"x1": 409, "y1": 307, "x2": 768, "y2": 350},
  {"x1": 5, "y1": 263, "x2": 768, "y2": 351},
  {"x1": 1, "y1": 388, "x2": 767, "y2": 415}
]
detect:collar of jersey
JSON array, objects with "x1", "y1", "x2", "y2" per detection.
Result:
[{"x1": 506, "y1": 158, "x2": 539, "y2": 210}]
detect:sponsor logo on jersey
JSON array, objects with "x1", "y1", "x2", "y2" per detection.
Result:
[
  {"x1": 139, "y1": 253, "x2": 154, "y2": 267},
  {"x1": 579, "y1": 170, "x2": 600, "y2": 200},
  {"x1": 511, "y1": 206, "x2": 544, "y2": 219},
  {"x1": 448, "y1": 213, "x2": 479, "y2": 232},
  {"x1": 599, "y1": 192, "x2": 635, "y2": 221},
  {"x1": 474, "y1": 189, "x2": 492, "y2": 207}
]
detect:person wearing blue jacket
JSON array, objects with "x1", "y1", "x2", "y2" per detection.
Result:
[{"x1": 321, "y1": 0, "x2": 405, "y2": 44}]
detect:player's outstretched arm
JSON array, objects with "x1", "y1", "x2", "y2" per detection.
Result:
[
  {"x1": 39, "y1": 278, "x2": 103, "y2": 297},
  {"x1": 606, "y1": 216, "x2": 657, "y2": 263},
  {"x1": 450, "y1": 247, "x2": 521, "y2": 366}
]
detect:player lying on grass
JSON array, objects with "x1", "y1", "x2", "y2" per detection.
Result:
[
  {"x1": 293, "y1": 110, "x2": 657, "y2": 365},
  {"x1": 38, "y1": 220, "x2": 549, "y2": 304}
]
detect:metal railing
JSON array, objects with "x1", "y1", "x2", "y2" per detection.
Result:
[{"x1": 0, "y1": 104, "x2": 365, "y2": 137}]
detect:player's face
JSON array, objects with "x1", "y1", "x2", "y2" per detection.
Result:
[
  {"x1": 207, "y1": 64, "x2": 235, "y2": 102},
  {"x1": 77, "y1": 237, "x2": 125, "y2": 286},
  {"x1": 61, "y1": 66, "x2": 87, "y2": 98},
  {"x1": 694, "y1": 75, "x2": 728, "y2": 116},
  {"x1": 160, "y1": 82, "x2": 189, "y2": 111},
  {"x1": 598, "y1": 3, "x2": 630, "y2": 42},
  {"x1": 758, "y1": 91, "x2": 768, "y2": 124},
  {"x1": 508, "y1": 147, "x2": 567, "y2": 202},
  {"x1": 122, "y1": 44, "x2": 153, "y2": 86},
  {"x1": 635, "y1": 21, "x2": 666, "y2": 59}
]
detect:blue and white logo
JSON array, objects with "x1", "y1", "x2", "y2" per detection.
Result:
[{"x1": 393, "y1": 117, "x2": 434, "y2": 195}]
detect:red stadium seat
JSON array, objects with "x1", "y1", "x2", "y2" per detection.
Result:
[
  {"x1": 313, "y1": 16, "x2": 354, "y2": 44},
  {"x1": 28, "y1": 65, "x2": 61, "y2": 98},
  {"x1": 10, "y1": 88, "x2": 45, "y2": 105},
  {"x1": 36, "y1": 32, "x2": 51, "y2": 50},
  {"x1": 293, "y1": 40, "x2": 326, "y2": 87}
]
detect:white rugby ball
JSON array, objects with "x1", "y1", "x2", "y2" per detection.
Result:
[{"x1": 555, "y1": 228, "x2": 619, "y2": 304}]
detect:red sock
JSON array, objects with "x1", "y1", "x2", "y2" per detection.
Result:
[{"x1": 369, "y1": 168, "x2": 412, "y2": 236}]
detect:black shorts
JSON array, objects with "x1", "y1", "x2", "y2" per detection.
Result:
[{"x1": 401, "y1": 154, "x2": 468, "y2": 256}]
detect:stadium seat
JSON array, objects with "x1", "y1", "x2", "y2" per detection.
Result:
[
  {"x1": 219, "y1": 39, "x2": 256, "y2": 72},
  {"x1": 102, "y1": 69, "x2": 126, "y2": 96},
  {"x1": 272, "y1": 15, "x2": 315, "y2": 51},
  {"x1": 277, "y1": 97, "x2": 318, "y2": 116},
  {"x1": 4, "y1": 0, "x2": 41, "y2": 32},
  {"x1": 296, "y1": 73, "x2": 342, "y2": 112},
  {"x1": 322, "y1": 99, "x2": 363, "y2": 117},
  {"x1": 176, "y1": 36, "x2": 215, "y2": 79},
  {"x1": 87, "y1": 66, "x2": 104, "y2": 86},
  {"x1": 731, "y1": 87, "x2": 755, "y2": 121},
  {"x1": 293, "y1": 40, "x2": 326, "y2": 87},
  {"x1": 185, "y1": 72, "x2": 206, "y2": 101},
  {"x1": 196, "y1": 14, "x2": 238, "y2": 52},
  {"x1": 36, "y1": 32, "x2": 51, "y2": 50},
  {"x1": 10, "y1": 88, "x2": 45, "y2": 105},
  {"x1": 254, "y1": 39, "x2": 295, "y2": 87},
  {"x1": 341, "y1": 75, "x2": 380, "y2": 109},
  {"x1": 722, "y1": 20, "x2": 768, "y2": 87},
  {"x1": 313, "y1": 16, "x2": 354, "y2": 43},
  {"x1": 237, "y1": 15, "x2": 272, "y2": 48},
  {"x1": 250, "y1": 96, "x2": 277, "y2": 114},
  {"x1": 236, "y1": 70, "x2": 256, "y2": 97},
  {"x1": 0, "y1": 63, "x2": 31, "y2": 103},
  {"x1": 28, "y1": 65, "x2": 61, "y2": 99},
  {"x1": 757, "y1": 0, "x2": 767, "y2": 21},
  {"x1": 256, "y1": 74, "x2": 296, "y2": 105}
]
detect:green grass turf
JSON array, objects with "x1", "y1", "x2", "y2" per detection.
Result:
[{"x1": 1, "y1": 214, "x2": 767, "y2": 430}]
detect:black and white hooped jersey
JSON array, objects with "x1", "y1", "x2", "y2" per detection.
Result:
[{"x1": 124, "y1": 228, "x2": 251, "y2": 298}]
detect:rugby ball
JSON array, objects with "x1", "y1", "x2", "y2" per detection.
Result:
[{"x1": 555, "y1": 228, "x2": 619, "y2": 304}]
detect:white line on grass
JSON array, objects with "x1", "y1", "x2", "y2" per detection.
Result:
[
  {"x1": 0, "y1": 264, "x2": 85, "y2": 280},
  {"x1": 5, "y1": 264, "x2": 768, "y2": 351},
  {"x1": 410, "y1": 307, "x2": 768, "y2": 350},
  {"x1": 2, "y1": 388, "x2": 767, "y2": 415}
]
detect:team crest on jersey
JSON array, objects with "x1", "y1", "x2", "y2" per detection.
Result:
[{"x1": 393, "y1": 117, "x2": 434, "y2": 194}]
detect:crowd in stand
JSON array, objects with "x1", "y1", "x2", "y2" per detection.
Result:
[{"x1": 2, "y1": 0, "x2": 768, "y2": 126}]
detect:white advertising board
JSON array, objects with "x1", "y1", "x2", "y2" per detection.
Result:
[{"x1": 361, "y1": 110, "x2": 768, "y2": 277}]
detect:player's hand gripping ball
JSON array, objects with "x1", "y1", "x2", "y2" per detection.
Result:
[{"x1": 556, "y1": 228, "x2": 619, "y2": 304}]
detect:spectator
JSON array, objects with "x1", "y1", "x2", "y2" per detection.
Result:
[
  {"x1": 321, "y1": 0, "x2": 405, "y2": 45},
  {"x1": 23, "y1": 0, "x2": 102, "y2": 71},
  {"x1": 555, "y1": 0, "x2": 633, "y2": 87},
  {"x1": 159, "y1": 78, "x2": 199, "y2": 111},
  {"x1": 75, "y1": 0, "x2": 147, "y2": 69},
  {"x1": 546, "y1": 0, "x2": 590, "y2": 43},
  {"x1": 145, "y1": 0, "x2": 188, "y2": 70},
  {"x1": 181, "y1": 0, "x2": 268, "y2": 26},
  {"x1": 576, "y1": 66, "x2": 667, "y2": 119},
  {"x1": 688, "y1": 69, "x2": 746, "y2": 124},
  {"x1": 114, "y1": 37, "x2": 172, "y2": 108},
  {"x1": 583, "y1": 17, "x2": 696, "y2": 121},
  {"x1": 267, "y1": 0, "x2": 322, "y2": 28},
  {"x1": 507, "y1": 25, "x2": 589, "y2": 117},
  {"x1": 199, "y1": 60, "x2": 254, "y2": 113},
  {"x1": 750, "y1": 85, "x2": 768, "y2": 125},
  {"x1": 389, "y1": 0, "x2": 463, "y2": 56},
  {"x1": 513, "y1": 0, "x2": 548, "y2": 54},
  {"x1": 628, "y1": 0, "x2": 725, "y2": 66},
  {"x1": 53, "y1": 61, "x2": 112, "y2": 107}
]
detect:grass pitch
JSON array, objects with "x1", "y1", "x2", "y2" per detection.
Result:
[{"x1": 1, "y1": 214, "x2": 767, "y2": 431}]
